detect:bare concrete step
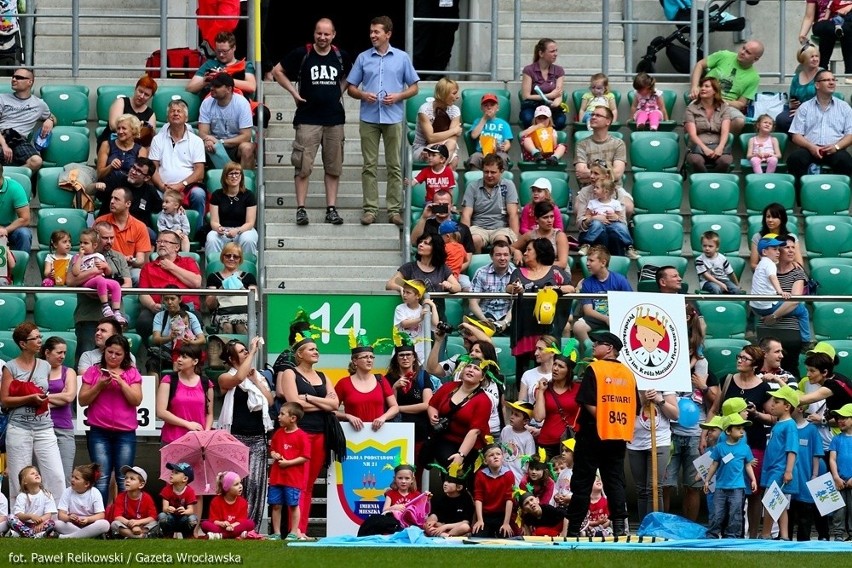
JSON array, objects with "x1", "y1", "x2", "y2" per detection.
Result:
[
  {"x1": 266, "y1": 194, "x2": 367, "y2": 210},
  {"x1": 264, "y1": 208, "x2": 406, "y2": 226},
  {"x1": 265, "y1": 234, "x2": 400, "y2": 251},
  {"x1": 265, "y1": 250, "x2": 402, "y2": 266},
  {"x1": 267, "y1": 270, "x2": 393, "y2": 293},
  {"x1": 265, "y1": 222, "x2": 400, "y2": 239},
  {"x1": 36, "y1": 10, "x2": 161, "y2": 36}
]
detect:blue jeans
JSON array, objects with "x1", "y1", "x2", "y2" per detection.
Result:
[
  {"x1": 752, "y1": 302, "x2": 811, "y2": 342},
  {"x1": 158, "y1": 512, "x2": 198, "y2": 537},
  {"x1": 186, "y1": 186, "x2": 207, "y2": 228},
  {"x1": 701, "y1": 278, "x2": 745, "y2": 295},
  {"x1": 8, "y1": 227, "x2": 31, "y2": 252},
  {"x1": 709, "y1": 487, "x2": 745, "y2": 538},
  {"x1": 86, "y1": 426, "x2": 137, "y2": 504},
  {"x1": 580, "y1": 220, "x2": 633, "y2": 255}
]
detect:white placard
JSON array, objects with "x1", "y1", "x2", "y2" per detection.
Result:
[
  {"x1": 807, "y1": 472, "x2": 846, "y2": 517},
  {"x1": 75, "y1": 374, "x2": 163, "y2": 436},
  {"x1": 326, "y1": 423, "x2": 415, "y2": 537},
  {"x1": 693, "y1": 450, "x2": 716, "y2": 493},
  {"x1": 606, "y1": 291, "x2": 692, "y2": 391},
  {"x1": 0, "y1": 236, "x2": 9, "y2": 280},
  {"x1": 761, "y1": 481, "x2": 790, "y2": 521}
]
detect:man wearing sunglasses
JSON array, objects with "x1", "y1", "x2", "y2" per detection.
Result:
[
  {"x1": 136, "y1": 230, "x2": 202, "y2": 341},
  {"x1": 573, "y1": 107, "x2": 626, "y2": 186},
  {"x1": 0, "y1": 67, "x2": 55, "y2": 176}
]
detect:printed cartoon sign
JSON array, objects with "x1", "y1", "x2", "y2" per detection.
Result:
[
  {"x1": 607, "y1": 292, "x2": 691, "y2": 391},
  {"x1": 807, "y1": 472, "x2": 846, "y2": 517},
  {"x1": 326, "y1": 423, "x2": 415, "y2": 536}
]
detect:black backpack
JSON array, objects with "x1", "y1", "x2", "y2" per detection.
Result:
[{"x1": 357, "y1": 514, "x2": 402, "y2": 537}]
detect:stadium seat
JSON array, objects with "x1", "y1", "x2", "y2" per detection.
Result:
[
  {"x1": 0, "y1": 294, "x2": 26, "y2": 325},
  {"x1": 629, "y1": 131, "x2": 681, "y2": 173},
  {"x1": 41, "y1": 90, "x2": 89, "y2": 127},
  {"x1": 632, "y1": 213, "x2": 683, "y2": 226},
  {"x1": 149, "y1": 250, "x2": 202, "y2": 265},
  {"x1": 571, "y1": 89, "x2": 622, "y2": 130},
  {"x1": 405, "y1": 91, "x2": 432, "y2": 131},
  {"x1": 804, "y1": 218, "x2": 852, "y2": 258},
  {"x1": 34, "y1": 293, "x2": 77, "y2": 332},
  {"x1": 808, "y1": 257, "x2": 852, "y2": 272},
  {"x1": 690, "y1": 215, "x2": 742, "y2": 256},
  {"x1": 688, "y1": 173, "x2": 740, "y2": 215},
  {"x1": 728, "y1": 256, "x2": 746, "y2": 281},
  {"x1": 9, "y1": 250, "x2": 29, "y2": 285},
  {"x1": 491, "y1": 335, "x2": 516, "y2": 390},
  {"x1": 738, "y1": 133, "x2": 788, "y2": 172},
  {"x1": 37, "y1": 167, "x2": 76, "y2": 208},
  {"x1": 636, "y1": 255, "x2": 688, "y2": 278},
  {"x1": 0, "y1": 330, "x2": 20, "y2": 360},
  {"x1": 812, "y1": 264, "x2": 852, "y2": 295},
  {"x1": 37, "y1": 208, "x2": 88, "y2": 250},
  {"x1": 581, "y1": 254, "x2": 632, "y2": 278},
  {"x1": 151, "y1": 88, "x2": 201, "y2": 125},
  {"x1": 445, "y1": 336, "x2": 467, "y2": 360},
  {"x1": 698, "y1": 301, "x2": 748, "y2": 339},
  {"x1": 633, "y1": 218, "x2": 684, "y2": 256},
  {"x1": 626, "y1": 89, "x2": 678, "y2": 131},
  {"x1": 631, "y1": 175, "x2": 682, "y2": 214},
  {"x1": 799, "y1": 174, "x2": 851, "y2": 215},
  {"x1": 5, "y1": 171, "x2": 32, "y2": 197},
  {"x1": 204, "y1": 168, "x2": 257, "y2": 193},
  {"x1": 124, "y1": 332, "x2": 144, "y2": 359},
  {"x1": 460, "y1": 88, "x2": 512, "y2": 125},
  {"x1": 517, "y1": 130, "x2": 570, "y2": 173},
  {"x1": 96, "y1": 86, "x2": 135, "y2": 125},
  {"x1": 704, "y1": 338, "x2": 750, "y2": 379},
  {"x1": 518, "y1": 176, "x2": 570, "y2": 208},
  {"x1": 40, "y1": 84, "x2": 90, "y2": 97},
  {"x1": 466, "y1": 253, "x2": 491, "y2": 278},
  {"x1": 829, "y1": 340, "x2": 852, "y2": 377},
  {"x1": 40, "y1": 127, "x2": 90, "y2": 167},
  {"x1": 444, "y1": 298, "x2": 464, "y2": 329},
  {"x1": 813, "y1": 303, "x2": 852, "y2": 340},
  {"x1": 744, "y1": 173, "x2": 796, "y2": 215}
]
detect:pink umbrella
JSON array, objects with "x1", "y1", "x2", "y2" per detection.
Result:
[{"x1": 160, "y1": 430, "x2": 249, "y2": 495}]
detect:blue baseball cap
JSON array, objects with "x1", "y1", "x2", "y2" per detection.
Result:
[{"x1": 438, "y1": 219, "x2": 459, "y2": 235}]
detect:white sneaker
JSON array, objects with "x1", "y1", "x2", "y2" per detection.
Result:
[
  {"x1": 625, "y1": 246, "x2": 640, "y2": 260},
  {"x1": 578, "y1": 244, "x2": 591, "y2": 256}
]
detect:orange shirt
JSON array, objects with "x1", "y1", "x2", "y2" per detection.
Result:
[
  {"x1": 95, "y1": 213, "x2": 153, "y2": 258},
  {"x1": 590, "y1": 359, "x2": 637, "y2": 442}
]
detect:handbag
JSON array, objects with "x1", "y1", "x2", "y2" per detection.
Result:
[{"x1": 548, "y1": 387, "x2": 579, "y2": 441}]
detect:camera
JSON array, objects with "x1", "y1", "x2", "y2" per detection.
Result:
[
  {"x1": 431, "y1": 203, "x2": 449, "y2": 215},
  {"x1": 432, "y1": 417, "x2": 449, "y2": 433},
  {"x1": 436, "y1": 321, "x2": 454, "y2": 334}
]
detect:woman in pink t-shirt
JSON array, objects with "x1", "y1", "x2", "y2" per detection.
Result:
[
  {"x1": 156, "y1": 343, "x2": 213, "y2": 446},
  {"x1": 78, "y1": 334, "x2": 143, "y2": 504}
]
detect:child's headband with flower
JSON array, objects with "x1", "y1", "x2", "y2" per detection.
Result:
[{"x1": 428, "y1": 461, "x2": 471, "y2": 483}]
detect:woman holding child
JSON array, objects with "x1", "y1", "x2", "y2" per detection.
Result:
[{"x1": 412, "y1": 78, "x2": 463, "y2": 169}]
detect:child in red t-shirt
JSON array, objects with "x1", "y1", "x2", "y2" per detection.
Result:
[
  {"x1": 409, "y1": 144, "x2": 456, "y2": 204},
  {"x1": 580, "y1": 474, "x2": 612, "y2": 537},
  {"x1": 268, "y1": 403, "x2": 310, "y2": 541},
  {"x1": 472, "y1": 444, "x2": 515, "y2": 537},
  {"x1": 158, "y1": 462, "x2": 198, "y2": 538},
  {"x1": 201, "y1": 471, "x2": 261, "y2": 539},
  {"x1": 109, "y1": 465, "x2": 158, "y2": 538}
]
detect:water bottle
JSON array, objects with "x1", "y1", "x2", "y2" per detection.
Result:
[{"x1": 34, "y1": 130, "x2": 52, "y2": 152}]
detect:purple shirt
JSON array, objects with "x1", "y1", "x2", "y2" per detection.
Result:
[{"x1": 47, "y1": 367, "x2": 74, "y2": 430}]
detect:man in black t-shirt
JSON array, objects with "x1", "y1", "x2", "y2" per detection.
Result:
[
  {"x1": 272, "y1": 18, "x2": 350, "y2": 226},
  {"x1": 411, "y1": 189, "x2": 474, "y2": 252},
  {"x1": 97, "y1": 157, "x2": 162, "y2": 241}
]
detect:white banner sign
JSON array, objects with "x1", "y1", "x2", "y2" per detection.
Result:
[
  {"x1": 607, "y1": 291, "x2": 691, "y2": 391},
  {"x1": 761, "y1": 481, "x2": 790, "y2": 521},
  {"x1": 326, "y1": 423, "x2": 415, "y2": 537},
  {"x1": 693, "y1": 451, "x2": 717, "y2": 493},
  {"x1": 807, "y1": 472, "x2": 846, "y2": 517},
  {"x1": 0, "y1": 236, "x2": 9, "y2": 280},
  {"x1": 75, "y1": 374, "x2": 162, "y2": 436}
]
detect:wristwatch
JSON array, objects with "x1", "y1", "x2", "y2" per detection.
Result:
[
  {"x1": 835, "y1": 144, "x2": 842, "y2": 152},
  {"x1": 182, "y1": 180, "x2": 188, "y2": 188}
]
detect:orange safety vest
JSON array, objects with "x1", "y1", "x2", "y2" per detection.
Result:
[{"x1": 590, "y1": 359, "x2": 637, "y2": 441}]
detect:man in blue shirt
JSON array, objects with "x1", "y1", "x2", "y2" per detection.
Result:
[
  {"x1": 346, "y1": 16, "x2": 420, "y2": 226},
  {"x1": 573, "y1": 245, "x2": 632, "y2": 346}
]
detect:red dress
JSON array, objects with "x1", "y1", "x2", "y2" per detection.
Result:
[{"x1": 335, "y1": 375, "x2": 394, "y2": 422}]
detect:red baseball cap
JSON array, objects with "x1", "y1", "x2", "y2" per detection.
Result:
[{"x1": 480, "y1": 93, "x2": 498, "y2": 105}]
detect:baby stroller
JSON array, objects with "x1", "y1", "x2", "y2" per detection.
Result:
[{"x1": 636, "y1": 0, "x2": 759, "y2": 73}]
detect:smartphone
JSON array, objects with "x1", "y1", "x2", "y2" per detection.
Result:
[{"x1": 431, "y1": 203, "x2": 449, "y2": 215}]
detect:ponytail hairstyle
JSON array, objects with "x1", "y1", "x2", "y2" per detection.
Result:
[{"x1": 74, "y1": 462, "x2": 102, "y2": 488}]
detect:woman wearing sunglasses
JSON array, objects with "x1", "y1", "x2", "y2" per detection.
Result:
[
  {"x1": 205, "y1": 161, "x2": 258, "y2": 257},
  {"x1": 206, "y1": 241, "x2": 257, "y2": 334}
]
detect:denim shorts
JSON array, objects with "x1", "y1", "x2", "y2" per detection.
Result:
[
  {"x1": 663, "y1": 433, "x2": 703, "y2": 489},
  {"x1": 268, "y1": 484, "x2": 301, "y2": 507}
]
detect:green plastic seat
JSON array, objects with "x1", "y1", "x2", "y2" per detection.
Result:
[
  {"x1": 636, "y1": 255, "x2": 688, "y2": 277},
  {"x1": 629, "y1": 131, "x2": 681, "y2": 173},
  {"x1": 124, "y1": 332, "x2": 144, "y2": 358},
  {"x1": 36, "y1": 208, "x2": 88, "y2": 250},
  {"x1": 698, "y1": 301, "x2": 748, "y2": 339},
  {"x1": 0, "y1": 330, "x2": 20, "y2": 360},
  {"x1": 704, "y1": 338, "x2": 750, "y2": 379},
  {"x1": 40, "y1": 84, "x2": 90, "y2": 98},
  {"x1": 491, "y1": 335, "x2": 516, "y2": 388},
  {"x1": 626, "y1": 89, "x2": 678, "y2": 131},
  {"x1": 799, "y1": 174, "x2": 851, "y2": 215},
  {"x1": 812, "y1": 264, "x2": 852, "y2": 295},
  {"x1": 96, "y1": 85, "x2": 136, "y2": 125},
  {"x1": 744, "y1": 173, "x2": 796, "y2": 215},
  {"x1": 805, "y1": 218, "x2": 852, "y2": 258},
  {"x1": 632, "y1": 175, "x2": 682, "y2": 214},
  {"x1": 728, "y1": 256, "x2": 746, "y2": 280},
  {"x1": 151, "y1": 89, "x2": 201, "y2": 125},
  {"x1": 690, "y1": 215, "x2": 742, "y2": 256},
  {"x1": 41, "y1": 90, "x2": 89, "y2": 127},
  {"x1": 405, "y1": 91, "x2": 432, "y2": 129},
  {"x1": 40, "y1": 127, "x2": 90, "y2": 167},
  {"x1": 829, "y1": 340, "x2": 852, "y2": 377},
  {"x1": 0, "y1": 293, "x2": 26, "y2": 323},
  {"x1": 466, "y1": 253, "x2": 491, "y2": 278},
  {"x1": 5, "y1": 171, "x2": 32, "y2": 197},
  {"x1": 633, "y1": 218, "x2": 683, "y2": 256},
  {"x1": 808, "y1": 257, "x2": 852, "y2": 272},
  {"x1": 518, "y1": 176, "x2": 570, "y2": 208},
  {"x1": 573, "y1": 130, "x2": 624, "y2": 146},
  {"x1": 571, "y1": 89, "x2": 622, "y2": 130},
  {"x1": 632, "y1": 213, "x2": 683, "y2": 227},
  {"x1": 205, "y1": 259, "x2": 258, "y2": 280},
  {"x1": 813, "y1": 303, "x2": 852, "y2": 340},
  {"x1": 738, "y1": 133, "x2": 788, "y2": 172},
  {"x1": 460, "y1": 88, "x2": 512, "y2": 125},
  {"x1": 688, "y1": 173, "x2": 741, "y2": 215},
  {"x1": 34, "y1": 293, "x2": 77, "y2": 332},
  {"x1": 443, "y1": 298, "x2": 465, "y2": 329},
  {"x1": 9, "y1": 250, "x2": 28, "y2": 284},
  {"x1": 461, "y1": 170, "x2": 514, "y2": 194},
  {"x1": 204, "y1": 168, "x2": 257, "y2": 194},
  {"x1": 445, "y1": 336, "x2": 467, "y2": 360},
  {"x1": 37, "y1": 167, "x2": 76, "y2": 208},
  {"x1": 581, "y1": 254, "x2": 631, "y2": 278}
]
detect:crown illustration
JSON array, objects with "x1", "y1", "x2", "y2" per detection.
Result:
[{"x1": 635, "y1": 306, "x2": 668, "y2": 337}]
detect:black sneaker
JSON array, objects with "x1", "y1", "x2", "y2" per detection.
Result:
[
  {"x1": 296, "y1": 207, "x2": 309, "y2": 226},
  {"x1": 325, "y1": 208, "x2": 343, "y2": 225}
]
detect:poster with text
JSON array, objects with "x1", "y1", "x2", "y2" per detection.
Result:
[
  {"x1": 326, "y1": 423, "x2": 415, "y2": 536},
  {"x1": 607, "y1": 291, "x2": 691, "y2": 391},
  {"x1": 807, "y1": 472, "x2": 845, "y2": 517}
]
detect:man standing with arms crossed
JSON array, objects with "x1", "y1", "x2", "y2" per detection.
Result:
[
  {"x1": 272, "y1": 18, "x2": 349, "y2": 226},
  {"x1": 346, "y1": 16, "x2": 419, "y2": 227}
]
